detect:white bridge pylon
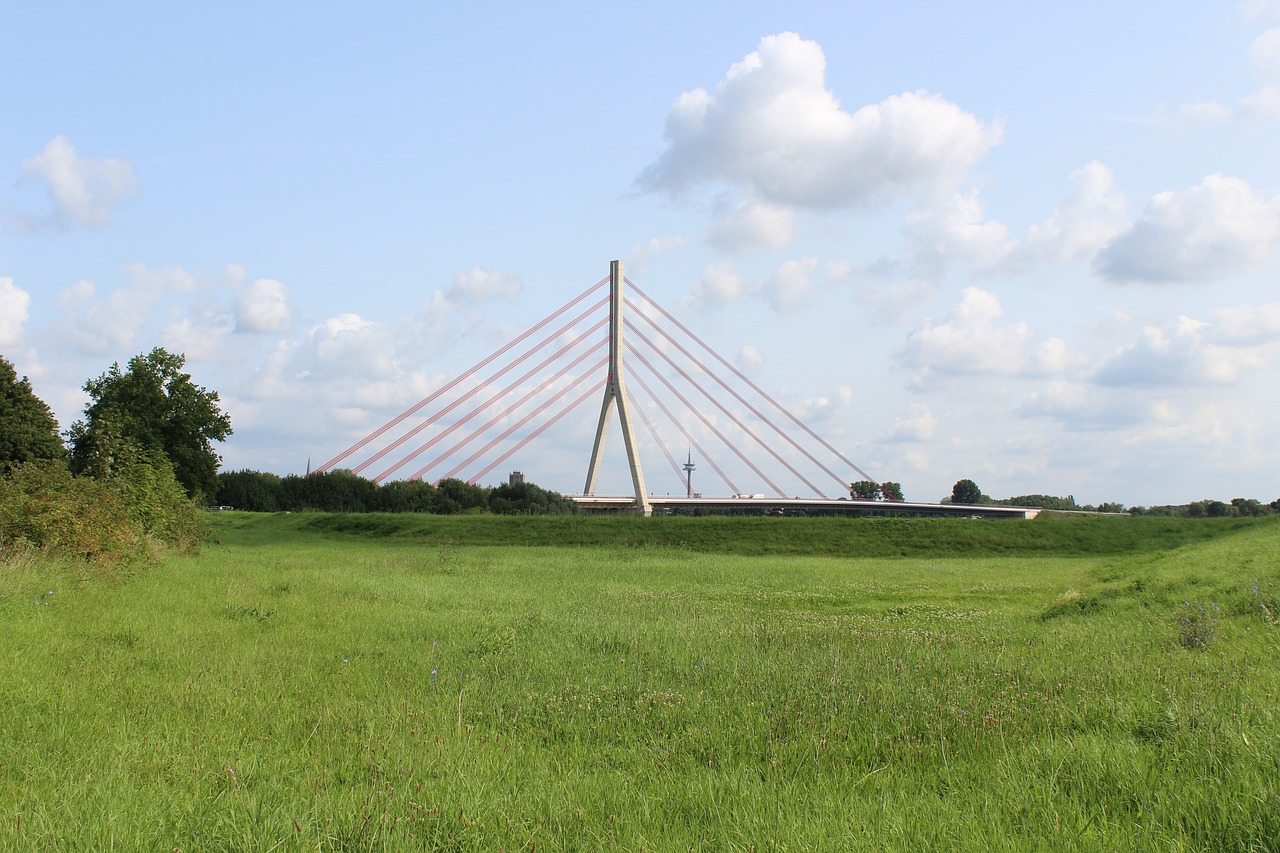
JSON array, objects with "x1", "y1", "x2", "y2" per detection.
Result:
[
  {"x1": 582, "y1": 260, "x2": 650, "y2": 515},
  {"x1": 313, "y1": 260, "x2": 876, "y2": 501}
]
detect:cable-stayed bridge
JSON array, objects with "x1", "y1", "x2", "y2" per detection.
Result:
[{"x1": 315, "y1": 261, "x2": 1035, "y2": 519}]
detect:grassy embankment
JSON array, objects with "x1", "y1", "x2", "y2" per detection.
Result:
[{"x1": 1, "y1": 513, "x2": 1277, "y2": 850}]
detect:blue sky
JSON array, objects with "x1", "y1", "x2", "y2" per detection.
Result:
[{"x1": 3, "y1": 1, "x2": 1279, "y2": 505}]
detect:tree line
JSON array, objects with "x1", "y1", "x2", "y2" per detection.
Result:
[
  {"x1": 216, "y1": 469, "x2": 578, "y2": 515},
  {"x1": 944, "y1": 478, "x2": 1279, "y2": 517}
]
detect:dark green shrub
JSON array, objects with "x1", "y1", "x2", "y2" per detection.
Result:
[
  {"x1": 0, "y1": 454, "x2": 201, "y2": 561},
  {"x1": 104, "y1": 449, "x2": 203, "y2": 553},
  {"x1": 0, "y1": 461, "x2": 143, "y2": 561}
]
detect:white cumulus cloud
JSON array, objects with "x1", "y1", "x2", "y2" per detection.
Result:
[
  {"x1": 709, "y1": 199, "x2": 796, "y2": 254},
  {"x1": 1094, "y1": 315, "x2": 1271, "y2": 386},
  {"x1": 1248, "y1": 26, "x2": 1280, "y2": 76},
  {"x1": 1093, "y1": 174, "x2": 1280, "y2": 283},
  {"x1": 122, "y1": 263, "x2": 198, "y2": 297},
  {"x1": 1014, "y1": 381, "x2": 1162, "y2": 432},
  {"x1": 0, "y1": 278, "x2": 31, "y2": 345},
  {"x1": 19, "y1": 136, "x2": 137, "y2": 229},
  {"x1": 905, "y1": 190, "x2": 1012, "y2": 277},
  {"x1": 1209, "y1": 302, "x2": 1280, "y2": 343},
  {"x1": 1176, "y1": 25, "x2": 1280, "y2": 122},
  {"x1": 640, "y1": 32, "x2": 1001, "y2": 210},
  {"x1": 1239, "y1": 83, "x2": 1280, "y2": 118},
  {"x1": 737, "y1": 344, "x2": 764, "y2": 370},
  {"x1": 883, "y1": 403, "x2": 938, "y2": 442},
  {"x1": 899, "y1": 287, "x2": 1032, "y2": 380},
  {"x1": 1034, "y1": 337, "x2": 1090, "y2": 375},
  {"x1": 236, "y1": 278, "x2": 293, "y2": 333},
  {"x1": 445, "y1": 267, "x2": 522, "y2": 305},
  {"x1": 762, "y1": 257, "x2": 819, "y2": 312},
  {"x1": 1013, "y1": 161, "x2": 1130, "y2": 266},
  {"x1": 1242, "y1": 0, "x2": 1280, "y2": 22},
  {"x1": 311, "y1": 313, "x2": 400, "y2": 379},
  {"x1": 692, "y1": 261, "x2": 746, "y2": 307},
  {"x1": 162, "y1": 311, "x2": 234, "y2": 361},
  {"x1": 627, "y1": 236, "x2": 687, "y2": 276},
  {"x1": 58, "y1": 264, "x2": 200, "y2": 355}
]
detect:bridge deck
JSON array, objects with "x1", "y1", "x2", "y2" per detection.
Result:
[{"x1": 569, "y1": 495, "x2": 1040, "y2": 519}]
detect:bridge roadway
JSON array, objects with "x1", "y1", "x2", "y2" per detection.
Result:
[{"x1": 568, "y1": 495, "x2": 1041, "y2": 519}]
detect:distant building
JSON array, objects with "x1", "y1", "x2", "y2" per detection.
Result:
[{"x1": 509, "y1": 471, "x2": 525, "y2": 487}]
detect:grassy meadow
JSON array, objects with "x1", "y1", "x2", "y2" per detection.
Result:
[{"x1": 1, "y1": 513, "x2": 1278, "y2": 851}]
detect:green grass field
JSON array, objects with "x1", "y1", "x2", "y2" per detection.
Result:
[{"x1": 2, "y1": 514, "x2": 1277, "y2": 851}]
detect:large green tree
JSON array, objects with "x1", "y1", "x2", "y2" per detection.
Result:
[
  {"x1": 0, "y1": 354, "x2": 65, "y2": 469},
  {"x1": 68, "y1": 348, "x2": 232, "y2": 500},
  {"x1": 849, "y1": 479, "x2": 881, "y2": 500},
  {"x1": 950, "y1": 478, "x2": 983, "y2": 505}
]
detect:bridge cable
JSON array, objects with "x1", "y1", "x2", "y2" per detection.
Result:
[
  {"x1": 629, "y1": 347, "x2": 784, "y2": 496},
  {"x1": 628, "y1": 391, "x2": 689, "y2": 491},
  {"x1": 627, "y1": 281, "x2": 874, "y2": 481},
  {"x1": 356, "y1": 295, "x2": 609, "y2": 478},
  {"x1": 629, "y1": 370, "x2": 739, "y2": 496},
  {"x1": 440, "y1": 363, "x2": 604, "y2": 484},
  {"x1": 468, "y1": 380, "x2": 605, "y2": 486},
  {"x1": 627, "y1": 321, "x2": 826, "y2": 498},
  {"x1": 404, "y1": 349, "x2": 609, "y2": 483},
  {"x1": 373, "y1": 320, "x2": 608, "y2": 482},
  {"x1": 314, "y1": 276, "x2": 608, "y2": 474},
  {"x1": 627, "y1": 298, "x2": 851, "y2": 493}
]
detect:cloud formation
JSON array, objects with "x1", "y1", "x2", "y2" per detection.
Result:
[
  {"x1": 235, "y1": 278, "x2": 294, "y2": 333},
  {"x1": 762, "y1": 257, "x2": 818, "y2": 312},
  {"x1": 162, "y1": 310, "x2": 234, "y2": 362},
  {"x1": 1094, "y1": 315, "x2": 1272, "y2": 387},
  {"x1": 0, "y1": 278, "x2": 31, "y2": 345},
  {"x1": 1093, "y1": 174, "x2": 1280, "y2": 283},
  {"x1": 640, "y1": 32, "x2": 1001, "y2": 211},
  {"x1": 708, "y1": 199, "x2": 795, "y2": 254},
  {"x1": 1179, "y1": 25, "x2": 1280, "y2": 122},
  {"x1": 310, "y1": 314, "x2": 400, "y2": 380},
  {"x1": 905, "y1": 191, "x2": 1012, "y2": 278},
  {"x1": 58, "y1": 264, "x2": 199, "y2": 355},
  {"x1": 1014, "y1": 161, "x2": 1130, "y2": 267},
  {"x1": 691, "y1": 261, "x2": 746, "y2": 307},
  {"x1": 898, "y1": 287, "x2": 1033, "y2": 380},
  {"x1": 883, "y1": 403, "x2": 938, "y2": 442},
  {"x1": 1014, "y1": 379, "x2": 1166, "y2": 434},
  {"x1": 627, "y1": 236, "x2": 687, "y2": 276},
  {"x1": 1210, "y1": 301, "x2": 1280, "y2": 344},
  {"x1": 737, "y1": 344, "x2": 764, "y2": 370},
  {"x1": 1248, "y1": 26, "x2": 1280, "y2": 75},
  {"x1": 445, "y1": 267, "x2": 522, "y2": 305},
  {"x1": 18, "y1": 136, "x2": 137, "y2": 229}
]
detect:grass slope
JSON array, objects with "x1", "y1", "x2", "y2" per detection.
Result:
[
  {"x1": 1, "y1": 515, "x2": 1277, "y2": 851},
  {"x1": 228, "y1": 509, "x2": 1266, "y2": 556}
]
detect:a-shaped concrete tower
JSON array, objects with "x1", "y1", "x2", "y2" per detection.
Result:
[{"x1": 582, "y1": 260, "x2": 650, "y2": 514}]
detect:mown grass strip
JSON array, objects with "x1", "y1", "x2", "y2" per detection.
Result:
[{"x1": 219, "y1": 510, "x2": 1275, "y2": 557}]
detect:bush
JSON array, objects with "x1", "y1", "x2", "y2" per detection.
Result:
[
  {"x1": 0, "y1": 461, "x2": 143, "y2": 561},
  {"x1": 0, "y1": 455, "x2": 202, "y2": 562},
  {"x1": 105, "y1": 449, "x2": 204, "y2": 553}
]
